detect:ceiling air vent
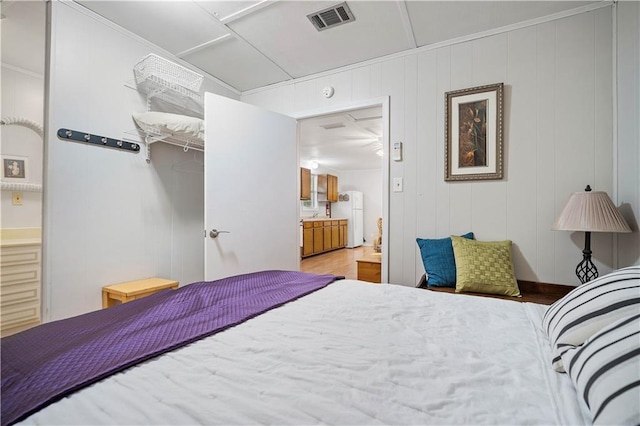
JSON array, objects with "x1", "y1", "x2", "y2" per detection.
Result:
[{"x1": 307, "y1": 2, "x2": 355, "y2": 32}]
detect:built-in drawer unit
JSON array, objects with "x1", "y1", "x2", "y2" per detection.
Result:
[{"x1": 1, "y1": 241, "x2": 42, "y2": 337}]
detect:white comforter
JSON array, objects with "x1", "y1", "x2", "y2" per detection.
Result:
[{"x1": 22, "y1": 280, "x2": 590, "y2": 425}]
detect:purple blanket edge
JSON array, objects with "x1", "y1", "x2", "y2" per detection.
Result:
[{"x1": 1, "y1": 270, "x2": 342, "y2": 426}]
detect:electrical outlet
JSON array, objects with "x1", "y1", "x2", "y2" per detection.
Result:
[
  {"x1": 12, "y1": 192, "x2": 23, "y2": 206},
  {"x1": 393, "y1": 177, "x2": 403, "y2": 192}
]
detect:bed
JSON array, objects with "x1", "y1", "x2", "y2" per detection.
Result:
[{"x1": 2, "y1": 268, "x2": 639, "y2": 425}]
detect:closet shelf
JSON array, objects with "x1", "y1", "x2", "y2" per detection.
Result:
[
  {"x1": 130, "y1": 77, "x2": 204, "y2": 116},
  {"x1": 128, "y1": 54, "x2": 206, "y2": 162},
  {"x1": 130, "y1": 121, "x2": 204, "y2": 162}
]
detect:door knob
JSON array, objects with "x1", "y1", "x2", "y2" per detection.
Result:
[{"x1": 209, "y1": 229, "x2": 230, "y2": 239}]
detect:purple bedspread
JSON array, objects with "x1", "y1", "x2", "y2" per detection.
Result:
[{"x1": 1, "y1": 270, "x2": 340, "y2": 426}]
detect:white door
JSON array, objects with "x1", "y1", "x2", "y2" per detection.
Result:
[{"x1": 204, "y1": 93, "x2": 299, "y2": 281}]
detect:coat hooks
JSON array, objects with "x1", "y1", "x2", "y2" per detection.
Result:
[{"x1": 57, "y1": 128, "x2": 140, "y2": 153}]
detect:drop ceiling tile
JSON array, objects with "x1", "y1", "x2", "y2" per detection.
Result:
[
  {"x1": 227, "y1": 1, "x2": 413, "y2": 79},
  {"x1": 196, "y1": 1, "x2": 265, "y2": 22},
  {"x1": 407, "y1": 1, "x2": 598, "y2": 47},
  {"x1": 77, "y1": 1, "x2": 229, "y2": 54},
  {"x1": 183, "y1": 37, "x2": 292, "y2": 92}
]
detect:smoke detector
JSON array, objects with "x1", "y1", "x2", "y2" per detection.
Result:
[{"x1": 307, "y1": 2, "x2": 355, "y2": 32}]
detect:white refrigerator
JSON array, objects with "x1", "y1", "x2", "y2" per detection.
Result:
[{"x1": 332, "y1": 190, "x2": 363, "y2": 248}]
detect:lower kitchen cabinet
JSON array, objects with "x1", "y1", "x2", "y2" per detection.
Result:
[
  {"x1": 323, "y1": 221, "x2": 332, "y2": 251},
  {"x1": 331, "y1": 222, "x2": 339, "y2": 248},
  {"x1": 339, "y1": 220, "x2": 347, "y2": 247},
  {"x1": 313, "y1": 222, "x2": 324, "y2": 253},
  {"x1": 301, "y1": 219, "x2": 347, "y2": 258},
  {"x1": 302, "y1": 223, "x2": 314, "y2": 257}
]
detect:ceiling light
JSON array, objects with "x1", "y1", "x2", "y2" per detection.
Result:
[{"x1": 310, "y1": 161, "x2": 319, "y2": 169}]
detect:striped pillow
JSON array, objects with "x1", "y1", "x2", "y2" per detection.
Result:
[
  {"x1": 560, "y1": 314, "x2": 640, "y2": 425},
  {"x1": 542, "y1": 266, "x2": 640, "y2": 372}
]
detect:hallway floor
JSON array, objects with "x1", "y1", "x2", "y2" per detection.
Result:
[{"x1": 299, "y1": 246, "x2": 376, "y2": 279}]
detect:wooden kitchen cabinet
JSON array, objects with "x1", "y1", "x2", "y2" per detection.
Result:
[
  {"x1": 301, "y1": 219, "x2": 348, "y2": 258},
  {"x1": 300, "y1": 167, "x2": 311, "y2": 200},
  {"x1": 323, "y1": 221, "x2": 332, "y2": 251},
  {"x1": 331, "y1": 222, "x2": 340, "y2": 248},
  {"x1": 339, "y1": 220, "x2": 348, "y2": 247},
  {"x1": 302, "y1": 222, "x2": 314, "y2": 256},
  {"x1": 327, "y1": 174, "x2": 338, "y2": 202},
  {"x1": 313, "y1": 221, "x2": 324, "y2": 253}
]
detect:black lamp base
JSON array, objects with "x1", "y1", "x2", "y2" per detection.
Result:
[{"x1": 576, "y1": 231, "x2": 598, "y2": 284}]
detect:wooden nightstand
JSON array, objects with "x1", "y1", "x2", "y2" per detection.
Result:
[
  {"x1": 356, "y1": 253, "x2": 382, "y2": 283},
  {"x1": 102, "y1": 277, "x2": 179, "y2": 308}
]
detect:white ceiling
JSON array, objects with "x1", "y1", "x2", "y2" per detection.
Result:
[
  {"x1": 74, "y1": 0, "x2": 598, "y2": 93},
  {"x1": 299, "y1": 106, "x2": 383, "y2": 172},
  {"x1": 1, "y1": 0, "x2": 600, "y2": 172}
]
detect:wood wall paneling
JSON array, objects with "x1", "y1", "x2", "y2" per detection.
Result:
[
  {"x1": 535, "y1": 20, "x2": 558, "y2": 284},
  {"x1": 381, "y1": 56, "x2": 407, "y2": 284},
  {"x1": 402, "y1": 54, "x2": 419, "y2": 284},
  {"x1": 243, "y1": 8, "x2": 619, "y2": 286},
  {"x1": 414, "y1": 50, "x2": 439, "y2": 279},
  {"x1": 45, "y1": 3, "x2": 230, "y2": 320},
  {"x1": 615, "y1": 1, "x2": 640, "y2": 267}
]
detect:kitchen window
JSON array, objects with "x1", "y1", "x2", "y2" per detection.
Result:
[{"x1": 302, "y1": 174, "x2": 318, "y2": 211}]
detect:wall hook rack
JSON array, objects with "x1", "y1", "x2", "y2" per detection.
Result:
[{"x1": 57, "y1": 128, "x2": 140, "y2": 153}]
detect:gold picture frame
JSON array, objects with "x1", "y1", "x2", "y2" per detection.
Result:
[{"x1": 445, "y1": 83, "x2": 504, "y2": 181}]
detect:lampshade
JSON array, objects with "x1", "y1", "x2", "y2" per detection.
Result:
[{"x1": 552, "y1": 190, "x2": 631, "y2": 233}]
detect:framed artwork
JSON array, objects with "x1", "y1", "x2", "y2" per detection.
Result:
[
  {"x1": 445, "y1": 83, "x2": 504, "y2": 181},
  {"x1": 2, "y1": 156, "x2": 28, "y2": 182}
]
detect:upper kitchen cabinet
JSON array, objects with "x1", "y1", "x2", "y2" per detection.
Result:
[
  {"x1": 327, "y1": 174, "x2": 338, "y2": 203},
  {"x1": 316, "y1": 173, "x2": 338, "y2": 203},
  {"x1": 300, "y1": 167, "x2": 311, "y2": 200}
]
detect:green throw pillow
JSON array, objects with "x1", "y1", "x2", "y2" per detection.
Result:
[{"x1": 451, "y1": 235, "x2": 521, "y2": 297}]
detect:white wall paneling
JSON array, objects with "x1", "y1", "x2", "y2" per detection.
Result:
[
  {"x1": 615, "y1": 1, "x2": 640, "y2": 267},
  {"x1": 535, "y1": 20, "x2": 559, "y2": 284},
  {"x1": 243, "y1": 5, "x2": 636, "y2": 286},
  {"x1": 43, "y1": 3, "x2": 237, "y2": 320}
]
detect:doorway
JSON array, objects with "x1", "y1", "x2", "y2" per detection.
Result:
[
  {"x1": 293, "y1": 97, "x2": 390, "y2": 283},
  {"x1": 0, "y1": 0, "x2": 46, "y2": 334}
]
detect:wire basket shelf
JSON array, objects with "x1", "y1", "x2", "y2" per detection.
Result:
[{"x1": 134, "y1": 54, "x2": 203, "y2": 92}]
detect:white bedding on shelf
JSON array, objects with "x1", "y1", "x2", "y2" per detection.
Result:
[
  {"x1": 132, "y1": 111, "x2": 205, "y2": 141},
  {"x1": 21, "y1": 280, "x2": 590, "y2": 425}
]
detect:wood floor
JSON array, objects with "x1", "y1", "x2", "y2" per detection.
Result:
[{"x1": 299, "y1": 246, "x2": 375, "y2": 279}]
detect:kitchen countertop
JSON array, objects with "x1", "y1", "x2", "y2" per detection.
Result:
[{"x1": 300, "y1": 217, "x2": 347, "y2": 222}]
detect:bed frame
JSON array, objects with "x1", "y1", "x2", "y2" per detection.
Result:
[{"x1": 416, "y1": 274, "x2": 573, "y2": 305}]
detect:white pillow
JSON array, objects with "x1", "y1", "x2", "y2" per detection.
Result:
[
  {"x1": 542, "y1": 266, "x2": 640, "y2": 372},
  {"x1": 132, "y1": 112, "x2": 204, "y2": 140},
  {"x1": 560, "y1": 314, "x2": 640, "y2": 425}
]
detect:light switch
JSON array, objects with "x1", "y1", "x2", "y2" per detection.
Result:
[
  {"x1": 12, "y1": 192, "x2": 23, "y2": 206},
  {"x1": 393, "y1": 177, "x2": 403, "y2": 192}
]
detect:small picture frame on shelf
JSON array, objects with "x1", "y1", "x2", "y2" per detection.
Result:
[{"x1": 2, "y1": 156, "x2": 28, "y2": 182}]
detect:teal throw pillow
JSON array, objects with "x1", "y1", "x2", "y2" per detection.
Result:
[{"x1": 416, "y1": 232, "x2": 474, "y2": 287}]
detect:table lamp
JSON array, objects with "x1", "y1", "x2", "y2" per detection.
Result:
[{"x1": 552, "y1": 185, "x2": 631, "y2": 284}]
